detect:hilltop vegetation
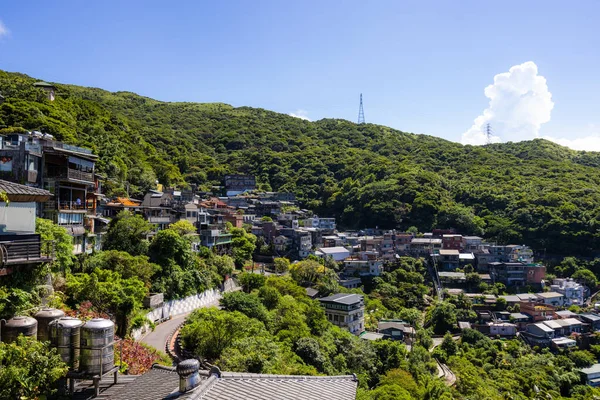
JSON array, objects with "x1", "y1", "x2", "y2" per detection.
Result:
[{"x1": 2, "y1": 70, "x2": 600, "y2": 256}]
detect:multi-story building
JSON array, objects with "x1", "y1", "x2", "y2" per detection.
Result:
[
  {"x1": 488, "y1": 262, "x2": 545, "y2": 287},
  {"x1": 409, "y1": 238, "x2": 442, "y2": 255},
  {"x1": 343, "y1": 257, "x2": 384, "y2": 277},
  {"x1": 0, "y1": 180, "x2": 55, "y2": 276},
  {"x1": 433, "y1": 249, "x2": 460, "y2": 270},
  {"x1": 318, "y1": 293, "x2": 365, "y2": 335},
  {"x1": 41, "y1": 139, "x2": 98, "y2": 254},
  {"x1": 520, "y1": 301, "x2": 556, "y2": 322},
  {"x1": 462, "y1": 236, "x2": 483, "y2": 251},
  {"x1": 0, "y1": 132, "x2": 100, "y2": 254},
  {"x1": 223, "y1": 174, "x2": 256, "y2": 196},
  {"x1": 551, "y1": 278, "x2": 586, "y2": 306},
  {"x1": 442, "y1": 234, "x2": 462, "y2": 250}
]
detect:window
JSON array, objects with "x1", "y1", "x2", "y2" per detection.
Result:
[
  {"x1": 68, "y1": 156, "x2": 94, "y2": 173},
  {"x1": 58, "y1": 212, "x2": 83, "y2": 225},
  {"x1": 0, "y1": 156, "x2": 12, "y2": 172}
]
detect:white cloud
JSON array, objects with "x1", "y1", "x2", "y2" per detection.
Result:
[
  {"x1": 543, "y1": 134, "x2": 600, "y2": 152},
  {"x1": 0, "y1": 20, "x2": 9, "y2": 38},
  {"x1": 462, "y1": 61, "x2": 554, "y2": 145},
  {"x1": 289, "y1": 109, "x2": 310, "y2": 121}
]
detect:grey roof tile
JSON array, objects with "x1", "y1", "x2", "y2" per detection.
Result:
[{"x1": 102, "y1": 366, "x2": 357, "y2": 400}]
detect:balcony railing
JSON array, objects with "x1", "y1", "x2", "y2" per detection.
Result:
[
  {"x1": 0, "y1": 234, "x2": 54, "y2": 266},
  {"x1": 148, "y1": 216, "x2": 172, "y2": 224},
  {"x1": 45, "y1": 166, "x2": 94, "y2": 183}
]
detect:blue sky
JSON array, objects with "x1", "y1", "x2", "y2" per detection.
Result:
[{"x1": 1, "y1": 1, "x2": 599, "y2": 148}]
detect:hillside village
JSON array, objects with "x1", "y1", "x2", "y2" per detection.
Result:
[{"x1": 3, "y1": 79, "x2": 600, "y2": 399}]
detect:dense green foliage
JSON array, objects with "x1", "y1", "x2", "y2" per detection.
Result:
[
  {"x1": 3, "y1": 71, "x2": 600, "y2": 255},
  {"x1": 0, "y1": 336, "x2": 68, "y2": 399}
]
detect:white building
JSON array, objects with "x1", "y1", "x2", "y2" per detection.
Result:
[
  {"x1": 316, "y1": 246, "x2": 350, "y2": 262},
  {"x1": 319, "y1": 293, "x2": 365, "y2": 335},
  {"x1": 536, "y1": 291, "x2": 565, "y2": 307},
  {"x1": 343, "y1": 258, "x2": 384, "y2": 277},
  {"x1": 551, "y1": 278, "x2": 585, "y2": 306}
]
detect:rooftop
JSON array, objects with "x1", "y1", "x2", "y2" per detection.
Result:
[
  {"x1": 439, "y1": 249, "x2": 459, "y2": 256},
  {"x1": 0, "y1": 179, "x2": 52, "y2": 202},
  {"x1": 510, "y1": 313, "x2": 530, "y2": 320},
  {"x1": 319, "y1": 293, "x2": 363, "y2": 305},
  {"x1": 359, "y1": 332, "x2": 386, "y2": 341},
  {"x1": 581, "y1": 364, "x2": 600, "y2": 376},
  {"x1": 318, "y1": 246, "x2": 350, "y2": 255},
  {"x1": 581, "y1": 314, "x2": 600, "y2": 322},
  {"x1": 411, "y1": 238, "x2": 442, "y2": 244},
  {"x1": 91, "y1": 365, "x2": 358, "y2": 400},
  {"x1": 537, "y1": 291, "x2": 564, "y2": 299},
  {"x1": 532, "y1": 323, "x2": 554, "y2": 333}
]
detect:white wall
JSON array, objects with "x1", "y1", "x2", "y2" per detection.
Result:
[{"x1": 0, "y1": 202, "x2": 36, "y2": 233}]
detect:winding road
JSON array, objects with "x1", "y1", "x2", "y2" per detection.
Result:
[{"x1": 140, "y1": 297, "x2": 222, "y2": 353}]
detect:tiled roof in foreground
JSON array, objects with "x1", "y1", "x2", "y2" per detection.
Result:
[
  {"x1": 100, "y1": 365, "x2": 358, "y2": 400},
  {"x1": 0, "y1": 179, "x2": 52, "y2": 202}
]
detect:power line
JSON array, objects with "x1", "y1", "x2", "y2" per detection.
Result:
[{"x1": 357, "y1": 93, "x2": 365, "y2": 124}]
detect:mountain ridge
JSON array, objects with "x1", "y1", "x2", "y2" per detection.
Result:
[{"x1": 1, "y1": 70, "x2": 599, "y2": 256}]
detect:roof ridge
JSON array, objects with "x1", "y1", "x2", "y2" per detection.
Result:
[
  {"x1": 188, "y1": 374, "x2": 218, "y2": 400},
  {"x1": 219, "y1": 372, "x2": 357, "y2": 380}
]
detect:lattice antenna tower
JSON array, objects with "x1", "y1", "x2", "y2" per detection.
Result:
[
  {"x1": 485, "y1": 123, "x2": 493, "y2": 144},
  {"x1": 358, "y1": 93, "x2": 365, "y2": 124}
]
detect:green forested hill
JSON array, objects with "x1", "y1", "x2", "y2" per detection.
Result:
[{"x1": 1, "y1": 70, "x2": 600, "y2": 256}]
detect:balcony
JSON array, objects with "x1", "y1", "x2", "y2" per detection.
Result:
[
  {"x1": 45, "y1": 166, "x2": 94, "y2": 184},
  {"x1": 0, "y1": 234, "x2": 54, "y2": 267},
  {"x1": 148, "y1": 216, "x2": 172, "y2": 224}
]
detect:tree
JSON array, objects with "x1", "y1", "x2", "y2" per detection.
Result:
[
  {"x1": 572, "y1": 268, "x2": 598, "y2": 290},
  {"x1": 149, "y1": 228, "x2": 195, "y2": 269},
  {"x1": 219, "y1": 291, "x2": 269, "y2": 323},
  {"x1": 258, "y1": 285, "x2": 281, "y2": 310},
  {"x1": 274, "y1": 257, "x2": 291, "y2": 274},
  {"x1": 212, "y1": 254, "x2": 235, "y2": 278},
  {"x1": 168, "y1": 219, "x2": 197, "y2": 236},
  {"x1": 440, "y1": 332, "x2": 458, "y2": 358},
  {"x1": 238, "y1": 272, "x2": 266, "y2": 293},
  {"x1": 294, "y1": 337, "x2": 327, "y2": 371},
  {"x1": 179, "y1": 308, "x2": 267, "y2": 360},
  {"x1": 103, "y1": 211, "x2": 153, "y2": 256},
  {"x1": 427, "y1": 302, "x2": 457, "y2": 335},
  {"x1": 230, "y1": 227, "x2": 257, "y2": 268},
  {"x1": 66, "y1": 268, "x2": 147, "y2": 335},
  {"x1": 36, "y1": 217, "x2": 73, "y2": 271},
  {"x1": 84, "y1": 250, "x2": 159, "y2": 287},
  {"x1": 0, "y1": 336, "x2": 68, "y2": 399}
]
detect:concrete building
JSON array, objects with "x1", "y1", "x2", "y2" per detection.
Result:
[
  {"x1": 317, "y1": 246, "x2": 350, "y2": 262},
  {"x1": 319, "y1": 293, "x2": 365, "y2": 335},
  {"x1": 536, "y1": 291, "x2": 565, "y2": 307},
  {"x1": 434, "y1": 249, "x2": 460, "y2": 270},
  {"x1": 551, "y1": 278, "x2": 586, "y2": 306},
  {"x1": 581, "y1": 364, "x2": 600, "y2": 387},
  {"x1": 520, "y1": 301, "x2": 556, "y2": 322},
  {"x1": 488, "y1": 322, "x2": 517, "y2": 337},
  {"x1": 442, "y1": 234, "x2": 462, "y2": 250}
]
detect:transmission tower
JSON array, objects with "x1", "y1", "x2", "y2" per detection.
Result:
[
  {"x1": 357, "y1": 93, "x2": 365, "y2": 124},
  {"x1": 485, "y1": 123, "x2": 493, "y2": 144}
]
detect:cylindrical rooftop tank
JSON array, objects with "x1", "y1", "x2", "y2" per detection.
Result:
[
  {"x1": 49, "y1": 317, "x2": 83, "y2": 371},
  {"x1": 34, "y1": 307, "x2": 65, "y2": 342},
  {"x1": 80, "y1": 318, "x2": 115, "y2": 375},
  {"x1": 1, "y1": 316, "x2": 38, "y2": 343}
]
